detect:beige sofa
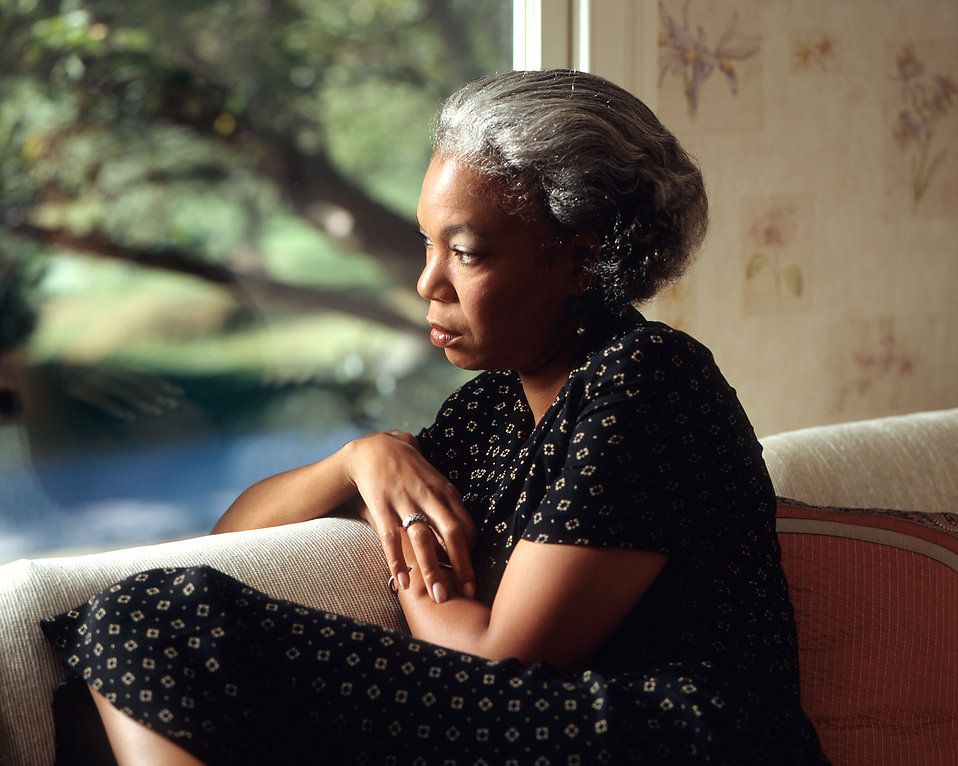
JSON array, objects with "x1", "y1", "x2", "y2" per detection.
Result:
[{"x1": 2, "y1": 408, "x2": 956, "y2": 765}]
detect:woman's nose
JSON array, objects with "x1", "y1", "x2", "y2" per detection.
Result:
[{"x1": 417, "y1": 252, "x2": 453, "y2": 302}]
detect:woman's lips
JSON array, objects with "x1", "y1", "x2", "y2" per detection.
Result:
[{"x1": 429, "y1": 323, "x2": 461, "y2": 348}]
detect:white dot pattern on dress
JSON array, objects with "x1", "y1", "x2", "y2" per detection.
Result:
[
  {"x1": 414, "y1": 316, "x2": 828, "y2": 760},
  {"x1": 42, "y1": 565, "x2": 764, "y2": 764},
  {"x1": 41, "y1": 313, "x2": 829, "y2": 764}
]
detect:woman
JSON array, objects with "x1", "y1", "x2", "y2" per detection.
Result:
[{"x1": 42, "y1": 70, "x2": 829, "y2": 764}]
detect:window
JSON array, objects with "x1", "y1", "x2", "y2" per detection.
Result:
[{"x1": 0, "y1": 0, "x2": 513, "y2": 561}]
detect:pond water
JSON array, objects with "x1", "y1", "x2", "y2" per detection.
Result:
[{"x1": 0, "y1": 425, "x2": 361, "y2": 564}]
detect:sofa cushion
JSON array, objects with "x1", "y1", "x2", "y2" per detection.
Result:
[{"x1": 776, "y1": 498, "x2": 958, "y2": 766}]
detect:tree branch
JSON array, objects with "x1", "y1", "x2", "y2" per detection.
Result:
[
  {"x1": 7, "y1": 223, "x2": 423, "y2": 334},
  {"x1": 8, "y1": 34, "x2": 428, "y2": 287},
  {"x1": 126, "y1": 64, "x2": 426, "y2": 287},
  {"x1": 258, "y1": 130, "x2": 424, "y2": 285}
]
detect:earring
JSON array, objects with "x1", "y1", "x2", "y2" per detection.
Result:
[{"x1": 569, "y1": 296, "x2": 587, "y2": 336}]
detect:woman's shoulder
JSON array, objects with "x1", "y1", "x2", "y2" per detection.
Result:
[
  {"x1": 577, "y1": 317, "x2": 722, "y2": 402},
  {"x1": 599, "y1": 316, "x2": 713, "y2": 360}
]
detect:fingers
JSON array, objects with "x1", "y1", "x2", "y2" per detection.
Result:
[
  {"x1": 375, "y1": 511, "x2": 473, "y2": 603},
  {"x1": 365, "y1": 497, "x2": 456, "y2": 601},
  {"x1": 364, "y1": 505, "x2": 411, "y2": 592},
  {"x1": 348, "y1": 432, "x2": 476, "y2": 600},
  {"x1": 422, "y1": 488, "x2": 477, "y2": 599},
  {"x1": 437, "y1": 527, "x2": 476, "y2": 599},
  {"x1": 404, "y1": 520, "x2": 449, "y2": 603}
]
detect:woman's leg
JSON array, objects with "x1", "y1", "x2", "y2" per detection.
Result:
[
  {"x1": 89, "y1": 685, "x2": 205, "y2": 766},
  {"x1": 45, "y1": 566, "x2": 747, "y2": 763}
]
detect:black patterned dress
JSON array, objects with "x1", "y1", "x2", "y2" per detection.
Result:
[{"x1": 41, "y1": 310, "x2": 829, "y2": 765}]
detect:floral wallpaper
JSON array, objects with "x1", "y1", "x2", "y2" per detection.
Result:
[
  {"x1": 644, "y1": 0, "x2": 958, "y2": 436},
  {"x1": 888, "y1": 43, "x2": 957, "y2": 212},
  {"x1": 791, "y1": 31, "x2": 838, "y2": 73},
  {"x1": 831, "y1": 319, "x2": 917, "y2": 419},
  {"x1": 656, "y1": 0, "x2": 764, "y2": 133},
  {"x1": 742, "y1": 196, "x2": 811, "y2": 317},
  {"x1": 658, "y1": 0, "x2": 760, "y2": 119}
]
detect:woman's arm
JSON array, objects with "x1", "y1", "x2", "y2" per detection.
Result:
[
  {"x1": 397, "y1": 533, "x2": 667, "y2": 670},
  {"x1": 211, "y1": 447, "x2": 355, "y2": 534},
  {"x1": 212, "y1": 430, "x2": 478, "y2": 600}
]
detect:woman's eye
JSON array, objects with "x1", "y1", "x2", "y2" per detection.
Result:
[{"x1": 453, "y1": 249, "x2": 479, "y2": 265}]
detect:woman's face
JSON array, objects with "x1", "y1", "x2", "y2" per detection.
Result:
[{"x1": 416, "y1": 155, "x2": 579, "y2": 373}]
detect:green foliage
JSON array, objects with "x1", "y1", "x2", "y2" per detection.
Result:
[
  {"x1": 0, "y1": 0, "x2": 510, "y2": 444},
  {"x1": 1, "y1": 0, "x2": 509, "y2": 228}
]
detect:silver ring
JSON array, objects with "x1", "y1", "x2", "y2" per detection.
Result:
[
  {"x1": 387, "y1": 565, "x2": 413, "y2": 593},
  {"x1": 401, "y1": 513, "x2": 429, "y2": 530}
]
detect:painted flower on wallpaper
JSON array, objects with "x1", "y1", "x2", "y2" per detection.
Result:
[
  {"x1": 891, "y1": 45, "x2": 956, "y2": 206},
  {"x1": 658, "y1": 0, "x2": 760, "y2": 118},
  {"x1": 745, "y1": 206, "x2": 803, "y2": 299},
  {"x1": 793, "y1": 32, "x2": 837, "y2": 72},
  {"x1": 837, "y1": 326, "x2": 916, "y2": 413},
  {"x1": 750, "y1": 207, "x2": 797, "y2": 248}
]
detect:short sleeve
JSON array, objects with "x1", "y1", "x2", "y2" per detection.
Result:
[{"x1": 521, "y1": 328, "x2": 763, "y2": 555}]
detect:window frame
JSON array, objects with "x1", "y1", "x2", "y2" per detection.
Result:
[{"x1": 512, "y1": 0, "x2": 658, "y2": 108}]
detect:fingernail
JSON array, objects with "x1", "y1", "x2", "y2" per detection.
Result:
[
  {"x1": 463, "y1": 581, "x2": 475, "y2": 598},
  {"x1": 398, "y1": 571, "x2": 410, "y2": 590},
  {"x1": 432, "y1": 582, "x2": 446, "y2": 604}
]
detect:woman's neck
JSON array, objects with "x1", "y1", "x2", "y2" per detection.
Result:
[
  {"x1": 519, "y1": 369, "x2": 570, "y2": 426},
  {"x1": 518, "y1": 332, "x2": 586, "y2": 426}
]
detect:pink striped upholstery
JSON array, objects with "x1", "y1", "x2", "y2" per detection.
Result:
[{"x1": 776, "y1": 499, "x2": 958, "y2": 766}]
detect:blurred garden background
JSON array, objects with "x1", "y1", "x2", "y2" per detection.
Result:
[{"x1": 0, "y1": 0, "x2": 512, "y2": 561}]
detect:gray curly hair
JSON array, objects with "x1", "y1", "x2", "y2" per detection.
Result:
[{"x1": 433, "y1": 69, "x2": 708, "y2": 312}]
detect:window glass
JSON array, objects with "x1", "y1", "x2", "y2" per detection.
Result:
[{"x1": 0, "y1": 0, "x2": 513, "y2": 562}]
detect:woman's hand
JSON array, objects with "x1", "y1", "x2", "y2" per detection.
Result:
[{"x1": 344, "y1": 430, "x2": 477, "y2": 602}]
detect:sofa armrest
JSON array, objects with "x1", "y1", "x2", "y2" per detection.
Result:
[
  {"x1": 0, "y1": 517, "x2": 403, "y2": 766},
  {"x1": 761, "y1": 407, "x2": 958, "y2": 513}
]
